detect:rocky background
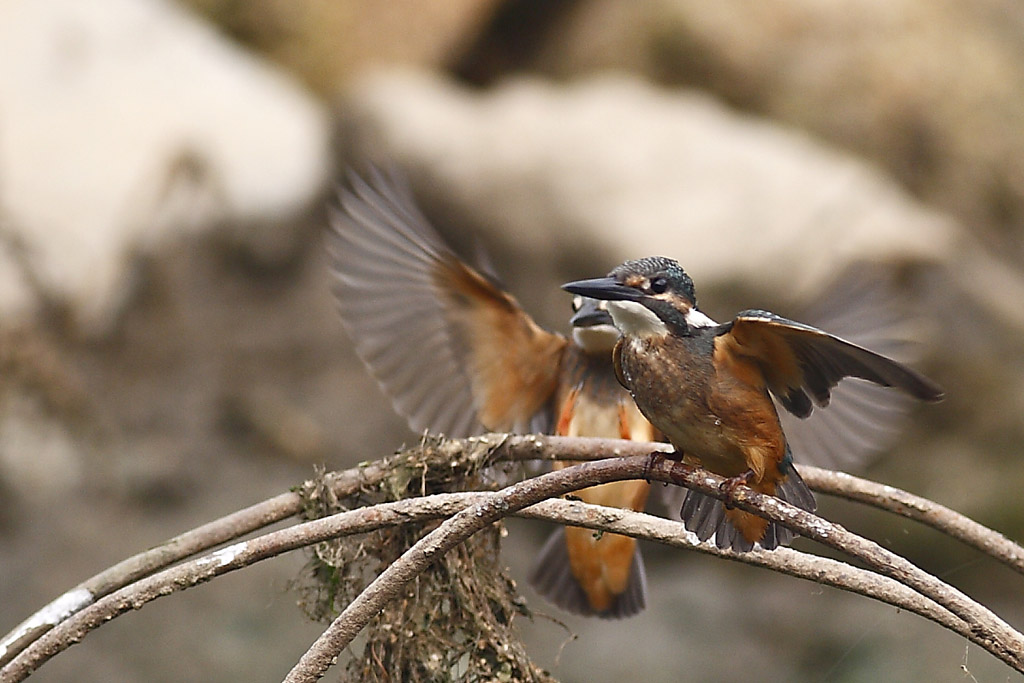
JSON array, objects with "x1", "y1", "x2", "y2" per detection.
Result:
[{"x1": 2, "y1": 0, "x2": 1024, "y2": 680}]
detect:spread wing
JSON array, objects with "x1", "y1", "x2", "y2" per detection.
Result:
[
  {"x1": 327, "y1": 167, "x2": 567, "y2": 437},
  {"x1": 777, "y1": 271, "x2": 940, "y2": 469},
  {"x1": 720, "y1": 312, "x2": 943, "y2": 413},
  {"x1": 715, "y1": 276, "x2": 943, "y2": 470}
]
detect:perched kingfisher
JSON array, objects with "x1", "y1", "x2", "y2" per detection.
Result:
[
  {"x1": 563, "y1": 257, "x2": 945, "y2": 552},
  {"x1": 328, "y1": 169, "x2": 658, "y2": 618},
  {"x1": 328, "y1": 168, "x2": 939, "y2": 615}
]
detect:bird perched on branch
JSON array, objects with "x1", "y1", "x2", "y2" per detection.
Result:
[
  {"x1": 328, "y1": 167, "x2": 940, "y2": 612},
  {"x1": 563, "y1": 257, "x2": 945, "y2": 552},
  {"x1": 328, "y1": 168, "x2": 657, "y2": 618}
]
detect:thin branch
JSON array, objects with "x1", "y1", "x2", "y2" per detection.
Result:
[
  {"x1": 284, "y1": 454, "x2": 1024, "y2": 681},
  {"x1": 0, "y1": 433, "x2": 511, "y2": 665},
  {"x1": 2, "y1": 453, "x2": 1020, "y2": 682},
  {"x1": 0, "y1": 452, "x2": 422, "y2": 667},
  {"x1": 0, "y1": 492, "x2": 479, "y2": 683},
  {"x1": 1, "y1": 487, "x2": 960, "y2": 680},
  {"x1": 0, "y1": 492, "x2": 300, "y2": 668},
  {"x1": 5, "y1": 434, "x2": 1023, "y2": 672},
  {"x1": 500, "y1": 435, "x2": 1024, "y2": 578},
  {"x1": 517, "y1": 497, "x2": 975, "y2": 642},
  {"x1": 804, "y1": 468, "x2": 1024, "y2": 576}
]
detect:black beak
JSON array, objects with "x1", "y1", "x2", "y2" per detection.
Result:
[
  {"x1": 562, "y1": 276, "x2": 642, "y2": 303},
  {"x1": 569, "y1": 297, "x2": 613, "y2": 328}
]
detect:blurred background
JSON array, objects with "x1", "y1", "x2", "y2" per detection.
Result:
[{"x1": 2, "y1": 0, "x2": 1024, "y2": 680}]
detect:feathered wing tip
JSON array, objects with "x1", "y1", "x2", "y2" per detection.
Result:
[
  {"x1": 678, "y1": 467, "x2": 816, "y2": 552},
  {"x1": 780, "y1": 265, "x2": 934, "y2": 471},
  {"x1": 528, "y1": 528, "x2": 647, "y2": 620},
  {"x1": 765, "y1": 465, "x2": 817, "y2": 549},
  {"x1": 328, "y1": 166, "x2": 566, "y2": 438},
  {"x1": 327, "y1": 166, "x2": 483, "y2": 438},
  {"x1": 683, "y1": 491, "x2": 754, "y2": 553}
]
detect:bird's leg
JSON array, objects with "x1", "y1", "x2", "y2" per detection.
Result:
[{"x1": 720, "y1": 469, "x2": 757, "y2": 509}]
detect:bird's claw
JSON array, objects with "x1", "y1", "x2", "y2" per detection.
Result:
[
  {"x1": 644, "y1": 449, "x2": 682, "y2": 483},
  {"x1": 643, "y1": 451, "x2": 668, "y2": 483},
  {"x1": 720, "y1": 470, "x2": 756, "y2": 509}
]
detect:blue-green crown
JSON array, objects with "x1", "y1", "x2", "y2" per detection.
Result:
[{"x1": 610, "y1": 256, "x2": 696, "y2": 303}]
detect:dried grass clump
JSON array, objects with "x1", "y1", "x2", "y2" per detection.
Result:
[{"x1": 297, "y1": 435, "x2": 554, "y2": 682}]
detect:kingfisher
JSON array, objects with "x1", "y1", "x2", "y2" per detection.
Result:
[
  {"x1": 563, "y1": 257, "x2": 945, "y2": 552},
  {"x1": 328, "y1": 168, "x2": 938, "y2": 615},
  {"x1": 328, "y1": 168, "x2": 658, "y2": 618}
]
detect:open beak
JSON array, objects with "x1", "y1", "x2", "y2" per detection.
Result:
[
  {"x1": 562, "y1": 276, "x2": 642, "y2": 303},
  {"x1": 569, "y1": 297, "x2": 613, "y2": 328}
]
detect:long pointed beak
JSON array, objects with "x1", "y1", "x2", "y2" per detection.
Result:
[{"x1": 562, "y1": 276, "x2": 643, "y2": 302}]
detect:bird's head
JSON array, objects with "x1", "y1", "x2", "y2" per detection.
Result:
[{"x1": 562, "y1": 256, "x2": 716, "y2": 338}]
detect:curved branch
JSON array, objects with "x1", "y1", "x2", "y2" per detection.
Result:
[
  {"x1": 2, "y1": 487, "x2": 953, "y2": 680},
  {"x1": 497, "y1": 435, "x2": 1024, "y2": 578},
  {"x1": 0, "y1": 491, "x2": 300, "y2": 668},
  {"x1": 4, "y1": 435, "x2": 1023, "y2": 678},
  {"x1": 3, "y1": 453, "x2": 1020, "y2": 683},
  {"x1": 0, "y1": 491, "x2": 478, "y2": 683},
  {"x1": 520, "y1": 498, "x2": 972, "y2": 640},
  {"x1": 0, "y1": 451, "x2": 425, "y2": 667},
  {"x1": 803, "y1": 468, "x2": 1024, "y2": 576},
  {"x1": 284, "y1": 454, "x2": 1024, "y2": 681}
]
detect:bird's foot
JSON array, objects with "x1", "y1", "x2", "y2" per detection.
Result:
[
  {"x1": 643, "y1": 449, "x2": 681, "y2": 483},
  {"x1": 720, "y1": 470, "x2": 756, "y2": 509},
  {"x1": 643, "y1": 451, "x2": 667, "y2": 483}
]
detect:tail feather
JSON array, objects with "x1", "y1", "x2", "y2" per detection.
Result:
[
  {"x1": 777, "y1": 465, "x2": 817, "y2": 512},
  {"x1": 715, "y1": 517, "x2": 754, "y2": 552},
  {"x1": 680, "y1": 487, "x2": 724, "y2": 542},
  {"x1": 679, "y1": 467, "x2": 816, "y2": 552},
  {"x1": 528, "y1": 528, "x2": 647, "y2": 619}
]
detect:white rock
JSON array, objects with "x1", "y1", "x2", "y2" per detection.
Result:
[
  {"x1": 344, "y1": 70, "x2": 1024, "y2": 332},
  {"x1": 346, "y1": 70, "x2": 962, "y2": 295},
  {"x1": 0, "y1": 0, "x2": 331, "y2": 334}
]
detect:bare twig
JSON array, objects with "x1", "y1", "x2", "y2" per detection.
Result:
[
  {"x1": 4, "y1": 435, "x2": 1024, "y2": 680},
  {"x1": 1, "y1": 482, "x2": 975, "y2": 681},
  {"x1": 0, "y1": 491, "x2": 483, "y2": 683},
  {"x1": 508, "y1": 437, "x2": 1024, "y2": 578},
  {"x1": 499, "y1": 436, "x2": 1024, "y2": 584},
  {"x1": 517, "y1": 498, "x2": 975, "y2": 642},
  {"x1": 804, "y1": 468, "x2": 1024, "y2": 576},
  {"x1": 284, "y1": 454, "x2": 1024, "y2": 681},
  {"x1": 0, "y1": 492, "x2": 300, "y2": 668},
  {"x1": 0, "y1": 453, "x2": 422, "y2": 667}
]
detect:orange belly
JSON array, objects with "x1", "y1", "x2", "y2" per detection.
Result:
[
  {"x1": 554, "y1": 384, "x2": 655, "y2": 611},
  {"x1": 620, "y1": 332, "x2": 789, "y2": 546}
]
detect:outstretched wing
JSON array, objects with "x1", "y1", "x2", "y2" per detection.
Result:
[
  {"x1": 328, "y1": 167, "x2": 567, "y2": 437},
  {"x1": 719, "y1": 309, "x2": 942, "y2": 413},
  {"x1": 776, "y1": 270, "x2": 937, "y2": 469}
]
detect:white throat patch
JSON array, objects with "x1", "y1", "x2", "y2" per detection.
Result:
[
  {"x1": 606, "y1": 300, "x2": 669, "y2": 338},
  {"x1": 685, "y1": 307, "x2": 718, "y2": 328},
  {"x1": 571, "y1": 323, "x2": 620, "y2": 353}
]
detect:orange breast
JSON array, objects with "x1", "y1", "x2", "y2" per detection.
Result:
[
  {"x1": 553, "y1": 367, "x2": 654, "y2": 611},
  {"x1": 618, "y1": 334, "x2": 786, "y2": 481}
]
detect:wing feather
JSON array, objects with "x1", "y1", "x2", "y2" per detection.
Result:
[
  {"x1": 724, "y1": 310, "x2": 943, "y2": 410},
  {"x1": 763, "y1": 270, "x2": 943, "y2": 469},
  {"x1": 328, "y1": 167, "x2": 566, "y2": 437}
]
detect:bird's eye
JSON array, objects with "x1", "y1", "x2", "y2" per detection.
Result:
[
  {"x1": 571, "y1": 295, "x2": 583, "y2": 312},
  {"x1": 650, "y1": 277, "x2": 669, "y2": 294}
]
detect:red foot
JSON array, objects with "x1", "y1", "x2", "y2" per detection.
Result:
[{"x1": 720, "y1": 470, "x2": 756, "y2": 509}]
